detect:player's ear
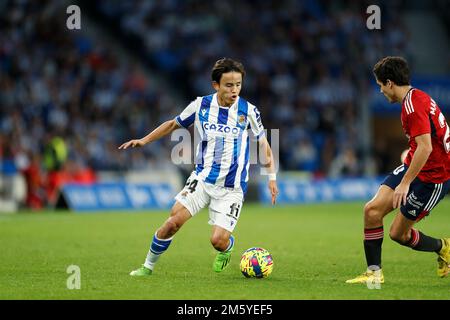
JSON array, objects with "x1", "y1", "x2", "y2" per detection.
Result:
[
  {"x1": 386, "y1": 79, "x2": 392, "y2": 88},
  {"x1": 212, "y1": 81, "x2": 220, "y2": 91}
]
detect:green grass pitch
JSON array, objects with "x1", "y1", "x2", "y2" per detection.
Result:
[{"x1": 1, "y1": 200, "x2": 450, "y2": 300}]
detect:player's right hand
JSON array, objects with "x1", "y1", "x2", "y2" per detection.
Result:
[
  {"x1": 118, "y1": 139, "x2": 145, "y2": 149},
  {"x1": 268, "y1": 180, "x2": 278, "y2": 205}
]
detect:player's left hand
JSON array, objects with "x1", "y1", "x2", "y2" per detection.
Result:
[
  {"x1": 268, "y1": 180, "x2": 278, "y2": 205},
  {"x1": 393, "y1": 182, "x2": 410, "y2": 209}
]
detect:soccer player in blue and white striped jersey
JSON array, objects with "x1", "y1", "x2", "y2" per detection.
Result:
[{"x1": 119, "y1": 58, "x2": 278, "y2": 276}]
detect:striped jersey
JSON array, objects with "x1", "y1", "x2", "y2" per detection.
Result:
[
  {"x1": 175, "y1": 93, "x2": 265, "y2": 193},
  {"x1": 401, "y1": 88, "x2": 450, "y2": 183}
]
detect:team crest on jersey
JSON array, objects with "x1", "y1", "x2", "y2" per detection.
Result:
[{"x1": 238, "y1": 115, "x2": 246, "y2": 125}]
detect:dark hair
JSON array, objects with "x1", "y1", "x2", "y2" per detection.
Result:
[
  {"x1": 211, "y1": 58, "x2": 245, "y2": 83},
  {"x1": 373, "y1": 56, "x2": 410, "y2": 86}
]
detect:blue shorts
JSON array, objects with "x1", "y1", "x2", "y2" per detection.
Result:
[{"x1": 382, "y1": 164, "x2": 450, "y2": 221}]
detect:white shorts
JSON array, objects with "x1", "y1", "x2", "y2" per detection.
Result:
[{"x1": 174, "y1": 171, "x2": 244, "y2": 232}]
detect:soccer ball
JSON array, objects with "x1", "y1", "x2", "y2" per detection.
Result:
[{"x1": 240, "y1": 247, "x2": 273, "y2": 278}]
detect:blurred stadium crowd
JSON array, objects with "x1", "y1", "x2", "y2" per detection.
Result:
[
  {"x1": 94, "y1": 0, "x2": 411, "y2": 174},
  {"x1": 0, "y1": 0, "x2": 180, "y2": 207},
  {"x1": 0, "y1": 0, "x2": 413, "y2": 208}
]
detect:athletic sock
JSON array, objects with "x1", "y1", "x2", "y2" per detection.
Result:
[
  {"x1": 220, "y1": 235, "x2": 235, "y2": 253},
  {"x1": 363, "y1": 226, "x2": 384, "y2": 268},
  {"x1": 144, "y1": 232, "x2": 173, "y2": 270},
  {"x1": 407, "y1": 228, "x2": 442, "y2": 252}
]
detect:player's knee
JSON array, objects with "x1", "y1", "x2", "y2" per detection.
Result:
[
  {"x1": 364, "y1": 202, "x2": 382, "y2": 224},
  {"x1": 210, "y1": 235, "x2": 228, "y2": 251},
  {"x1": 170, "y1": 205, "x2": 183, "y2": 217},
  {"x1": 389, "y1": 228, "x2": 408, "y2": 244}
]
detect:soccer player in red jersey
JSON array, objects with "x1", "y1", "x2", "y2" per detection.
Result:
[{"x1": 347, "y1": 56, "x2": 450, "y2": 284}]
